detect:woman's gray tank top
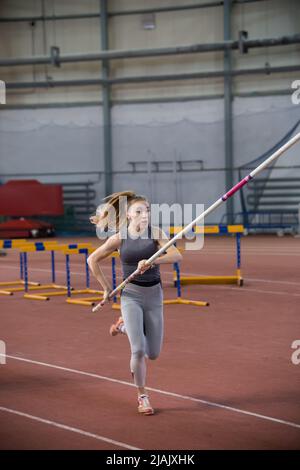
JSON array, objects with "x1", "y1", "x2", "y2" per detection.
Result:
[{"x1": 119, "y1": 225, "x2": 161, "y2": 286}]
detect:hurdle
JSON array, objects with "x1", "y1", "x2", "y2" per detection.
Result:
[
  {"x1": 171, "y1": 224, "x2": 244, "y2": 287},
  {"x1": 66, "y1": 249, "x2": 119, "y2": 307},
  {"x1": 10, "y1": 241, "x2": 70, "y2": 298},
  {"x1": 22, "y1": 242, "x2": 94, "y2": 301},
  {"x1": 64, "y1": 246, "x2": 105, "y2": 306},
  {"x1": 0, "y1": 240, "x2": 86, "y2": 298},
  {"x1": 0, "y1": 239, "x2": 41, "y2": 295}
]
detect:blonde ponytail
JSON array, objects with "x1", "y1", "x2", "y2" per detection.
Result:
[{"x1": 90, "y1": 190, "x2": 148, "y2": 232}]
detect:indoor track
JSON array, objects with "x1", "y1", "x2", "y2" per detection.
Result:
[{"x1": 0, "y1": 235, "x2": 300, "y2": 450}]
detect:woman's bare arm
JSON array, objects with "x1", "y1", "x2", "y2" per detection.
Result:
[
  {"x1": 87, "y1": 233, "x2": 121, "y2": 291},
  {"x1": 151, "y1": 226, "x2": 182, "y2": 265}
]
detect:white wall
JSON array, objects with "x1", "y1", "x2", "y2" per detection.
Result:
[{"x1": 0, "y1": 0, "x2": 299, "y2": 105}]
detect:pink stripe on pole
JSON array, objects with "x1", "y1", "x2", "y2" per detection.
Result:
[{"x1": 222, "y1": 174, "x2": 253, "y2": 201}]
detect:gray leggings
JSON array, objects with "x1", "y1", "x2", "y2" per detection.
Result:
[{"x1": 120, "y1": 282, "x2": 164, "y2": 388}]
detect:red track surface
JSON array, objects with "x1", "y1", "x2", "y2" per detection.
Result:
[{"x1": 0, "y1": 235, "x2": 300, "y2": 450}]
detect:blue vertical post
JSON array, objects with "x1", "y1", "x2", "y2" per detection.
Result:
[
  {"x1": 51, "y1": 250, "x2": 56, "y2": 284},
  {"x1": 236, "y1": 233, "x2": 241, "y2": 270},
  {"x1": 112, "y1": 256, "x2": 117, "y2": 303},
  {"x1": 174, "y1": 262, "x2": 181, "y2": 299},
  {"x1": 66, "y1": 254, "x2": 71, "y2": 297},
  {"x1": 85, "y1": 250, "x2": 90, "y2": 288},
  {"x1": 20, "y1": 252, "x2": 24, "y2": 280},
  {"x1": 23, "y1": 252, "x2": 29, "y2": 293}
]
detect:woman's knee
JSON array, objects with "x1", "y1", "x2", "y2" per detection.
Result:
[
  {"x1": 147, "y1": 350, "x2": 160, "y2": 360},
  {"x1": 132, "y1": 349, "x2": 146, "y2": 359},
  {"x1": 146, "y1": 340, "x2": 162, "y2": 360},
  {"x1": 148, "y1": 354, "x2": 159, "y2": 361}
]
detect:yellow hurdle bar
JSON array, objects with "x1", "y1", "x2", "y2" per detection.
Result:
[
  {"x1": 193, "y1": 226, "x2": 219, "y2": 234},
  {"x1": 0, "y1": 284, "x2": 68, "y2": 295},
  {"x1": 170, "y1": 224, "x2": 244, "y2": 235},
  {"x1": 0, "y1": 280, "x2": 40, "y2": 287},
  {"x1": 0, "y1": 290, "x2": 13, "y2": 296},
  {"x1": 23, "y1": 290, "x2": 104, "y2": 302},
  {"x1": 227, "y1": 225, "x2": 244, "y2": 233},
  {"x1": 66, "y1": 299, "x2": 94, "y2": 306},
  {"x1": 24, "y1": 290, "x2": 70, "y2": 300},
  {"x1": 179, "y1": 275, "x2": 243, "y2": 286},
  {"x1": 67, "y1": 289, "x2": 103, "y2": 295},
  {"x1": 112, "y1": 303, "x2": 121, "y2": 310},
  {"x1": 0, "y1": 239, "x2": 28, "y2": 249},
  {"x1": 66, "y1": 297, "x2": 103, "y2": 307},
  {"x1": 24, "y1": 294, "x2": 50, "y2": 301},
  {"x1": 163, "y1": 299, "x2": 209, "y2": 306}
]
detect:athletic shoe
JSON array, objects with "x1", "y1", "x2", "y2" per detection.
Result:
[
  {"x1": 138, "y1": 394, "x2": 154, "y2": 415},
  {"x1": 109, "y1": 316, "x2": 124, "y2": 336}
]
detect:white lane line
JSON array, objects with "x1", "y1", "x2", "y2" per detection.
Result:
[
  {"x1": 2, "y1": 354, "x2": 300, "y2": 431},
  {"x1": 0, "y1": 406, "x2": 141, "y2": 450}
]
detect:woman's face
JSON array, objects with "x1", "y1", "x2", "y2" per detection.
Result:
[{"x1": 127, "y1": 200, "x2": 150, "y2": 230}]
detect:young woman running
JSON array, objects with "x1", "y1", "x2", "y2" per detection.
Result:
[{"x1": 88, "y1": 191, "x2": 182, "y2": 415}]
